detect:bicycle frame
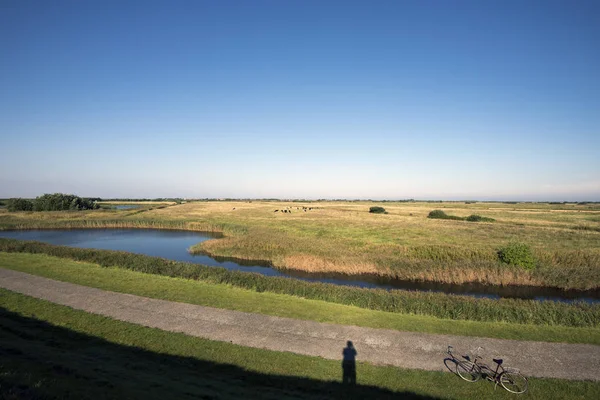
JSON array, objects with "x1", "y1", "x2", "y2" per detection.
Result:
[
  {"x1": 448, "y1": 346, "x2": 524, "y2": 391},
  {"x1": 474, "y1": 358, "x2": 504, "y2": 383}
]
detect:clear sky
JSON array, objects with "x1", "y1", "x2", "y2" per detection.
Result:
[{"x1": 1, "y1": 0, "x2": 599, "y2": 200}]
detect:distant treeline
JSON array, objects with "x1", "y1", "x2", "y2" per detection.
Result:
[{"x1": 7, "y1": 193, "x2": 100, "y2": 212}]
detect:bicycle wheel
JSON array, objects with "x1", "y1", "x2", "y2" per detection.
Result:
[
  {"x1": 456, "y1": 361, "x2": 482, "y2": 382},
  {"x1": 499, "y1": 371, "x2": 528, "y2": 394}
]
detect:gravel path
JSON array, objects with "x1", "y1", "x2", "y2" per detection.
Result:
[{"x1": 1, "y1": 268, "x2": 598, "y2": 381}]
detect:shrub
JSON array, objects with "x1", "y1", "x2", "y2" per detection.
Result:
[
  {"x1": 466, "y1": 214, "x2": 495, "y2": 222},
  {"x1": 428, "y1": 210, "x2": 464, "y2": 220},
  {"x1": 32, "y1": 193, "x2": 99, "y2": 211},
  {"x1": 498, "y1": 242, "x2": 535, "y2": 270},
  {"x1": 7, "y1": 198, "x2": 34, "y2": 212},
  {"x1": 369, "y1": 206, "x2": 386, "y2": 214},
  {"x1": 428, "y1": 210, "x2": 448, "y2": 219}
]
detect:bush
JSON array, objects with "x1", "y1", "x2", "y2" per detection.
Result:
[
  {"x1": 369, "y1": 206, "x2": 386, "y2": 214},
  {"x1": 7, "y1": 198, "x2": 34, "y2": 212},
  {"x1": 428, "y1": 210, "x2": 448, "y2": 219},
  {"x1": 498, "y1": 242, "x2": 535, "y2": 270},
  {"x1": 466, "y1": 214, "x2": 495, "y2": 222},
  {"x1": 427, "y1": 210, "x2": 464, "y2": 220},
  {"x1": 32, "y1": 193, "x2": 99, "y2": 211}
]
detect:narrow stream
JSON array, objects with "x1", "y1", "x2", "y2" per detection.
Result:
[{"x1": 1, "y1": 229, "x2": 598, "y2": 303}]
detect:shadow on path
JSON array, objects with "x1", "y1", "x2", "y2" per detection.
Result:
[
  {"x1": 342, "y1": 340, "x2": 357, "y2": 385},
  {"x1": 0, "y1": 308, "x2": 440, "y2": 400}
]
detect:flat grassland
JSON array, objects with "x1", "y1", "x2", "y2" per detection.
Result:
[
  {"x1": 1, "y1": 201, "x2": 599, "y2": 399},
  {"x1": 1, "y1": 200, "x2": 599, "y2": 289}
]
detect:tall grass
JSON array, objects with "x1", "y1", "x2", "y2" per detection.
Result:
[
  {"x1": 0, "y1": 218, "x2": 228, "y2": 234},
  {"x1": 1, "y1": 200, "x2": 598, "y2": 289},
  {"x1": 1, "y1": 238, "x2": 599, "y2": 328}
]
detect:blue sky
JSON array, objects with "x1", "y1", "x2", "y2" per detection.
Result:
[{"x1": 1, "y1": 0, "x2": 599, "y2": 200}]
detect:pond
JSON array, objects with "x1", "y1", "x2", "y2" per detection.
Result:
[
  {"x1": 112, "y1": 205, "x2": 141, "y2": 210},
  {"x1": 0, "y1": 229, "x2": 598, "y2": 303}
]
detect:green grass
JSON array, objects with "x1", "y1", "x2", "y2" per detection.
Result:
[
  {"x1": 2, "y1": 241, "x2": 600, "y2": 328},
  {"x1": 1, "y1": 200, "x2": 599, "y2": 289},
  {"x1": 1, "y1": 252, "x2": 599, "y2": 344},
  {"x1": 1, "y1": 289, "x2": 599, "y2": 400}
]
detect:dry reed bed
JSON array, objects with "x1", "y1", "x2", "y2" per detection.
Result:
[{"x1": 193, "y1": 230, "x2": 600, "y2": 290}]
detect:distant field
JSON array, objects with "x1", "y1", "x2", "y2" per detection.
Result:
[
  {"x1": 1, "y1": 201, "x2": 599, "y2": 289},
  {"x1": 98, "y1": 200, "x2": 177, "y2": 205}
]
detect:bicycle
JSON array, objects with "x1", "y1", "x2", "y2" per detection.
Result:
[{"x1": 447, "y1": 346, "x2": 528, "y2": 394}]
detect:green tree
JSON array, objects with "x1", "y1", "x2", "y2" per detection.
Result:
[{"x1": 7, "y1": 198, "x2": 34, "y2": 212}]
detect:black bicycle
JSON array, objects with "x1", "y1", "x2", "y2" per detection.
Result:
[{"x1": 448, "y1": 346, "x2": 528, "y2": 394}]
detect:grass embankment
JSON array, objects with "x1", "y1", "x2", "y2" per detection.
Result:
[
  {"x1": 1, "y1": 290, "x2": 599, "y2": 400},
  {"x1": 1, "y1": 252, "x2": 598, "y2": 344},
  {"x1": 1, "y1": 200, "x2": 598, "y2": 289},
  {"x1": 1, "y1": 241, "x2": 598, "y2": 330}
]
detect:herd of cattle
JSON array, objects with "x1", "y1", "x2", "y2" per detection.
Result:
[
  {"x1": 274, "y1": 206, "x2": 313, "y2": 213},
  {"x1": 230, "y1": 206, "x2": 315, "y2": 213}
]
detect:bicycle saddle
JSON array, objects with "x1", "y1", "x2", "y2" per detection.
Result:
[{"x1": 493, "y1": 358, "x2": 503, "y2": 365}]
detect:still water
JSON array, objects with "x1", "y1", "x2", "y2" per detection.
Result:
[
  {"x1": 113, "y1": 205, "x2": 141, "y2": 210},
  {"x1": 0, "y1": 229, "x2": 598, "y2": 303}
]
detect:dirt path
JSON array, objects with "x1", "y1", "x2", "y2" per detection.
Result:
[{"x1": 1, "y1": 268, "x2": 598, "y2": 381}]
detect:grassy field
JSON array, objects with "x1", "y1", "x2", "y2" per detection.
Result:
[
  {"x1": 2, "y1": 251, "x2": 598, "y2": 343},
  {"x1": 1, "y1": 201, "x2": 598, "y2": 398},
  {"x1": 2, "y1": 289, "x2": 599, "y2": 400},
  {"x1": 2, "y1": 244, "x2": 598, "y2": 329},
  {"x1": 1, "y1": 200, "x2": 599, "y2": 289}
]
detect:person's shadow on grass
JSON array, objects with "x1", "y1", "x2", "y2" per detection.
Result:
[{"x1": 342, "y1": 340, "x2": 357, "y2": 385}]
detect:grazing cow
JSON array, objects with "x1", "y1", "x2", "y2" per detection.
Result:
[
  {"x1": 274, "y1": 210, "x2": 279, "y2": 212},
  {"x1": 232, "y1": 208, "x2": 236, "y2": 210}
]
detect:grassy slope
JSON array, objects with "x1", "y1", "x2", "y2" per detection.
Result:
[
  {"x1": 1, "y1": 252, "x2": 598, "y2": 344},
  {"x1": 1, "y1": 289, "x2": 599, "y2": 400},
  {"x1": 1, "y1": 200, "x2": 598, "y2": 288}
]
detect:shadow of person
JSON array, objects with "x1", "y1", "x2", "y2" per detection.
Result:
[{"x1": 342, "y1": 340, "x2": 357, "y2": 385}]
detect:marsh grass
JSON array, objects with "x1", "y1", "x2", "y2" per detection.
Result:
[
  {"x1": 1, "y1": 200, "x2": 598, "y2": 289},
  {"x1": 3, "y1": 251, "x2": 598, "y2": 344},
  {"x1": 2, "y1": 239, "x2": 599, "y2": 328}
]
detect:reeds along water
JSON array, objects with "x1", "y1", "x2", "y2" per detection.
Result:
[
  {"x1": 2, "y1": 219, "x2": 229, "y2": 234},
  {"x1": 1, "y1": 238, "x2": 599, "y2": 328},
  {"x1": 2, "y1": 215, "x2": 598, "y2": 290},
  {"x1": 194, "y1": 237, "x2": 600, "y2": 290}
]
